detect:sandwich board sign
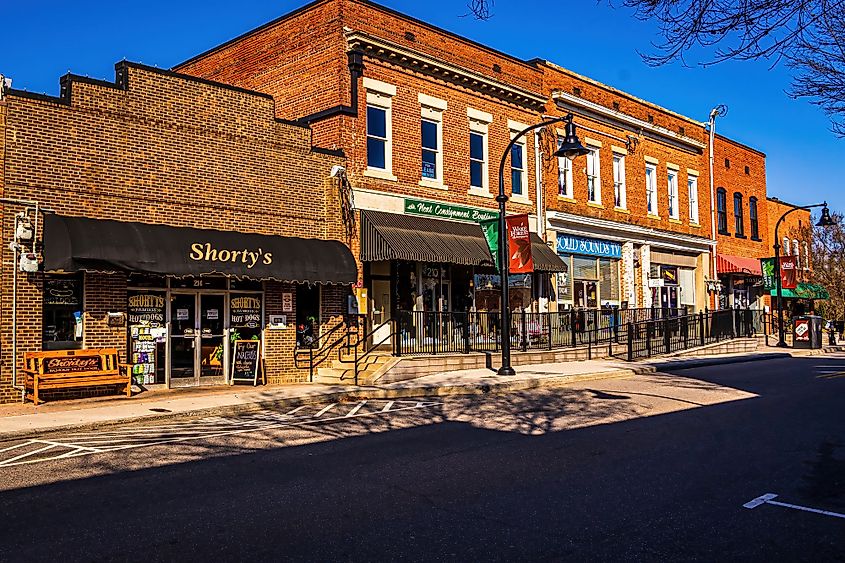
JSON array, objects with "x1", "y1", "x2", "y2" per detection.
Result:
[{"x1": 231, "y1": 339, "x2": 261, "y2": 385}]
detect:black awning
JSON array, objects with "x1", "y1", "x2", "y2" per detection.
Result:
[
  {"x1": 530, "y1": 234, "x2": 568, "y2": 272},
  {"x1": 43, "y1": 214, "x2": 357, "y2": 284},
  {"x1": 360, "y1": 210, "x2": 568, "y2": 272},
  {"x1": 361, "y1": 210, "x2": 495, "y2": 267}
]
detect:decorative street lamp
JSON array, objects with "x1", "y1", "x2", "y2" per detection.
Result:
[
  {"x1": 773, "y1": 202, "x2": 834, "y2": 347},
  {"x1": 496, "y1": 114, "x2": 589, "y2": 375}
]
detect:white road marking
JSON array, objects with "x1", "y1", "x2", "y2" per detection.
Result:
[
  {"x1": 313, "y1": 403, "x2": 337, "y2": 417},
  {"x1": 0, "y1": 399, "x2": 442, "y2": 468},
  {"x1": 743, "y1": 493, "x2": 845, "y2": 519},
  {"x1": 285, "y1": 405, "x2": 307, "y2": 416},
  {"x1": 345, "y1": 401, "x2": 367, "y2": 417}
]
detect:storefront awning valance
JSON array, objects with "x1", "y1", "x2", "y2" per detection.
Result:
[
  {"x1": 360, "y1": 210, "x2": 568, "y2": 272},
  {"x1": 717, "y1": 254, "x2": 762, "y2": 276},
  {"x1": 43, "y1": 214, "x2": 357, "y2": 284},
  {"x1": 770, "y1": 283, "x2": 829, "y2": 300}
]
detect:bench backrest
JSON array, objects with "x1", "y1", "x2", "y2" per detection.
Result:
[{"x1": 24, "y1": 348, "x2": 120, "y2": 376}]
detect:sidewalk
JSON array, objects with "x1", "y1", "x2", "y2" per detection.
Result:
[{"x1": 1, "y1": 346, "x2": 841, "y2": 440}]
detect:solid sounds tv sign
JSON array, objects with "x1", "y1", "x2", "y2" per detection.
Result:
[{"x1": 556, "y1": 234, "x2": 622, "y2": 259}]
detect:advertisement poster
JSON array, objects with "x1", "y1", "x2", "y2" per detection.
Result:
[
  {"x1": 230, "y1": 295, "x2": 262, "y2": 329},
  {"x1": 479, "y1": 217, "x2": 500, "y2": 272},
  {"x1": 780, "y1": 256, "x2": 798, "y2": 290},
  {"x1": 760, "y1": 258, "x2": 777, "y2": 291},
  {"x1": 506, "y1": 214, "x2": 534, "y2": 274},
  {"x1": 794, "y1": 318, "x2": 810, "y2": 341}
]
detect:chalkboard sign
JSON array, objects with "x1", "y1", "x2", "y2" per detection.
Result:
[{"x1": 231, "y1": 339, "x2": 261, "y2": 385}]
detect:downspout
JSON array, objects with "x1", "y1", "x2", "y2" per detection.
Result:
[
  {"x1": 298, "y1": 50, "x2": 365, "y2": 125},
  {"x1": 708, "y1": 106, "x2": 721, "y2": 309}
]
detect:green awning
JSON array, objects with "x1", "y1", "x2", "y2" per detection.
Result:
[{"x1": 770, "y1": 283, "x2": 829, "y2": 299}]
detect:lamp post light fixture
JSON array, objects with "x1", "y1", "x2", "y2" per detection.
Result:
[
  {"x1": 495, "y1": 113, "x2": 589, "y2": 375},
  {"x1": 773, "y1": 202, "x2": 834, "y2": 347}
]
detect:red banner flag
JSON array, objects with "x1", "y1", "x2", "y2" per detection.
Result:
[
  {"x1": 506, "y1": 214, "x2": 534, "y2": 274},
  {"x1": 780, "y1": 256, "x2": 798, "y2": 290}
]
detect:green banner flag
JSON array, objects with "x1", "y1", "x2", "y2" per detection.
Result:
[
  {"x1": 479, "y1": 217, "x2": 500, "y2": 272},
  {"x1": 760, "y1": 257, "x2": 776, "y2": 291}
]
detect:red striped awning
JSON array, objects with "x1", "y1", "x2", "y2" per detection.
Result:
[{"x1": 717, "y1": 254, "x2": 762, "y2": 276}]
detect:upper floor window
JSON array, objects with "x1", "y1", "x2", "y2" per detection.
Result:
[
  {"x1": 783, "y1": 237, "x2": 790, "y2": 255},
  {"x1": 511, "y1": 141, "x2": 525, "y2": 197},
  {"x1": 716, "y1": 188, "x2": 728, "y2": 234},
  {"x1": 667, "y1": 169, "x2": 679, "y2": 219},
  {"x1": 364, "y1": 78, "x2": 396, "y2": 175},
  {"x1": 646, "y1": 164, "x2": 658, "y2": 216},
  {"x1": 586, "y1": 147, "x2": 601, "y2": 204},
  {"x1": 734, "y1": 192, "x2": 744, "y2": 236},
  {"x1": 367, "y1": 105, "x2": 389, "y2": 170},
  {"x1": 469, "y1": 131, "x2": 486, "y2": 190},
  {"x1": 557, "y1": 137, "x2": 573, "y2": 199},
  {"x1": 418, "y1": 93, "x2": 447, "y2": 185},
  {"x1": 749, "y1": 197, "x2": 759, "y2": 239},
  {"x1": 794, "y1": 239, "x2": 801, "y2": 268},
  {"x1": 612, "y1": 153, "x2": 626, "y2": 209},
  {"x1": 688, "y1": 175, "x2": 699, "y2": 224},
  {"x1": 803, "y1": 241, "x2": 810, "y2": 269}
]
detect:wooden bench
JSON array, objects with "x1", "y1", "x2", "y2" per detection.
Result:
[{"x1": 22, "y1": 348, "x2": 133, "y2": 405}]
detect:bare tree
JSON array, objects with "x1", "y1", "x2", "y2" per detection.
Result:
[
  {"x1": 467, "y1": 1, "x2": 845, "y2": 136},
  {"x1": 797, "y1": 212, "x2": 845, "y2": 319}
]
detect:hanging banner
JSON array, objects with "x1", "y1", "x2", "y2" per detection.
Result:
[
  {"x1": 506, "y1": 214, "x2": 534, "y2": 274},
  {"x1": 479, "y1": 217, "x2": 500, "y2": 272},
  {"x1": 760, "y1": 258, "x2": 777, "y2": 291},
  {"x1": 780, "y1": 256, "x2": 798, "y2": 290}
]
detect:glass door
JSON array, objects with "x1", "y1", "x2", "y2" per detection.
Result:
[
  {"x1": 199, "y1": 293, "x2": 226, "y2": 383},
  {"x1": 170, "y1": 293, "x2": 197, "y2": 383}
]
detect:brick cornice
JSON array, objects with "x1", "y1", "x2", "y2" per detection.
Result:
[{"x1": 345, "y1": 30, "x2": 547, "y2": 112}]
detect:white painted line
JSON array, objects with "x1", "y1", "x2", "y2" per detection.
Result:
[
  {"x1": 0, "y1": 441, "x2": 37, "y2": 455},
  {"x1": 313, "y1": 403, "x2": 337, "y2": 418},
  {"x1": 285, "y1": 405, "x2": 307, "y2": 416},
  {"x1": 0, "y1": 443, "x2": 57, "y2": 466},
  {"x1": 345, "y1": 401, "x2": 367, "y2": 418},
  {"x1": 743, "y1": 493, "x2": 845, "y2": 519},
  {"x1": 32, "y1": 440, "x2": 104, "y2": 453},
  {"x1": 381, "y1": 401, "x2": 395, "y2": 413}
]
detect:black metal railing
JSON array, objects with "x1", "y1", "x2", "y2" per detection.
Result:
[
  {"x1": 392, "y1": 307, "x2": 763, "y2": 360},
  {"x1": 293, "y1": 315, "x2": 362, "y2": 382}
]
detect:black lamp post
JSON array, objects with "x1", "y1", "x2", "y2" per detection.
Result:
[
  {"x1": 773, "y1": 202, "x2": 834, "y2": 347},
  {"x1": 495, "y1": 114, "x2": 589, "y2": 375}
]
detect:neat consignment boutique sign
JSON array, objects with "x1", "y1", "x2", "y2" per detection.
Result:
[
  {"x1": 556, "y1": 234, "x2": 622, "y2": 259},
  {"x1": 404, "y1": 198, "x2": 498, "y2": 223}
]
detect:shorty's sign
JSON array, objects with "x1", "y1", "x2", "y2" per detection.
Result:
[
  {"x1": 230, "y1": 295, "x2": 262, "y2": 329},
  {"x1": 128, "y1": 292, "x2": 166, "y2": 327},
  {"x1": 404, "y1": 198, "x2": 498, "y2": 223},
  {"x1": 189, "y1": 243, "x2": 272, "y2": 269},
  {"x1": 556, "y1": 235, "x2": 622, "y2": 259},
  {"x1": 44, "y1": 355, "x2": 102, "y2": 374}
]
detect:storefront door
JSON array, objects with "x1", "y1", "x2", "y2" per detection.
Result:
[
  {"x1": 653, "y1": 286, "x2": 679, "y2": 309},
  {"x1": 574, "y1": 281, "x2": 598, "y2": 308},
  {"x1": 169, "y1": 292, "x2": 228, "y2": 387},
  {"x1": 371, "y1": 279, "x2": 392, "y2": 345}
]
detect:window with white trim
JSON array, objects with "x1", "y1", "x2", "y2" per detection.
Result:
[
  {"x1": 557, "y1": 137, "x2": 573, "y2": 198},
  {"x1": 612, "y1": 153, "x2": 626, "y2": 209},
  {"x1": 364, "y1": 79, "x2": 395, "y2": 175},
  {"x1": 469, "y1": 131, "x2": 486, "y2": 190},
  {"x1": 688, "y1": 175, "x2": 699, "y2": 224},
  {"x1": 794, "y1": 239, "x2": 800, "y2": 268},
  {"x1": 667, "y1": 169, "x2": 679, "y2": 219},
  {"x1": 586, "y1": 147, "x2": 601, "y2": 204},
  {"x1": 511, "y1": 140, "x2": 526, "y2": 197},
  {"x1": 645, "y1": 163, "x2": 658, "y2": 216},
  {"x1": 419, "y1": 94, "x2": 446, "y2": 184}
]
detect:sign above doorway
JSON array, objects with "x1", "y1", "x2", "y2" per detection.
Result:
[{"x1": 404, "y1": 197, "x2": 498, "y2": 223}]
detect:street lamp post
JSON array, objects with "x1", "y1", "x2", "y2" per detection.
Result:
[
  {"x1": 495, "y1": 114, "x2": 589, "y2": 375},
  {"x1": 773, "y1": 202, "x2": 833, "y2": 347}
]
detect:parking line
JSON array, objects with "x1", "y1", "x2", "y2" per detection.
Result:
[
  {"x1": 381, "y1": 401, "x2": 395, "y2": 413},
  {"x1": 313, "y1": 403, "x2": 337, "y2": 418},
  {"x1": 744, "y1": 493, "x2": 845, "y2": 519},
  {"x1": 345, "y1": 401, "x2": 367, "y2": 417}
]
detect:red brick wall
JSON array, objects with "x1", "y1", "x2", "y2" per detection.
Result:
[{"x1": 0, "y1": 64, "x2": 349, "y2": 402}]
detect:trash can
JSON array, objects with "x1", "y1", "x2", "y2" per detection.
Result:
[{"x1": 793, "y1": 315, "x2": 823, "y2": 349}]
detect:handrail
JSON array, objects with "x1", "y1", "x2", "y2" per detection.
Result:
[
  {"x1": 344, "y1": 318, "x2": 396, "y2": 386},
  {"x1": 293, "y1": 316, "x2": 362, "y2": 382}
]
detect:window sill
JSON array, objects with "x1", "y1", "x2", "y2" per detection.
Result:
[
  {"x1": 468, "y1": 187, "x2": 494, "y2": 198},
  {"x1": 735, "y1": 234, "x2": 747, "y2": 239},
  {"x1": 614, "y1": 207, "x2": 630, "y2": 214},
  {"x1": 363, "y1": 168, "x2": 398, "y2": 182},
  {"x1": 668, "y1": 218, "x2": 682, "y2": 224},
  {"x1": 647, "y1": 214, "x2": 661, "y2": 220},
  {"x1": 751, "y1": 236, "x2": 762, "y2": 242},
  {"x1": 586, "y1": 202, "x2": 604, "y2": 209},
  {"x1": 689, "y1": 222, "x2": 701, "y2": 228},
  {"x1": 557, "y1": 196, "x2": 576, "y2": 203},
  {"x1": 418, "y1": 178, "x2": 448, "y2": 190},
  {"x1": 510, "y1": 195, "x2": 532, "y2": 206},
  {"x1": 718, "y1": 230, "x2": 730, "y2": 236}
]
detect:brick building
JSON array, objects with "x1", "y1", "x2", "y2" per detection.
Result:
[
  {"x1": 0, "y1": 63, "x2": 355, "y2": 403},
  {"x1": 712, "y1": 135, "x2": 769, "y2": 309},
  {"x1": 766, "y1": 197, "x2": 818, "y2": 315}
]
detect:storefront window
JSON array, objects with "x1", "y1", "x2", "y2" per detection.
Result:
[
  {"x1": 472, "y1": 274, "x2": 532, "y2": 311},
  {"x1": 573, "y1": 257, "x2": 598, "y2": 280},
  {"x1": 128, "y1": 290, "x2": 167, "y2": 385},
  {"x1": 230, "y1": 293, "x2": 263, "y2": 341},
  {"x1": 43, "y1": 275, "x2": 83, "y2": 350},
  {"x1": 599, "y1": 259, "x2": 620, "y2": 302},
  {"x1": 296, "y1": 285, "x2": 320, "y2": 347},
  {"x1": 557, "y1": 255, "x2": 572, "y2": 303}
]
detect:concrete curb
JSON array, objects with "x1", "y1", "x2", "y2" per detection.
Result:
[{"x1": 0, "y1": 366, "x2": 652, "y2": 441}]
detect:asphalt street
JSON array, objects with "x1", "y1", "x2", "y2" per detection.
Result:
[{"x1": 0, "y1": 355, "x2": 843, "y2": 562}]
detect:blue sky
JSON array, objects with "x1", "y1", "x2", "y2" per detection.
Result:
[{"x1": 1, "y1": 0, "x2": 841, "y2": 212}]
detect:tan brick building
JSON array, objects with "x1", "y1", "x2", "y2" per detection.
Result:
[{"x1": 0, "y1": 63, "x2": 355, "y2": 403}]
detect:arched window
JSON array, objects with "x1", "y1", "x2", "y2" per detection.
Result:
[
  {"x1": 794, "y1": 239, "x2": 801, "y2": 268},
  {"x1": 749, "y1": 197, "x2": 759, "y2": 239},
  {"x1": 716, "y1": 188, "x2": 728, "y2": 234},
  {"x1": 733, "y1": 192, "x2": 744, "y2": 236}
]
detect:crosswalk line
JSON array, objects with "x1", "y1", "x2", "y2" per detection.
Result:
[
  {"x1": 313, "y1": 403, "x2": 337, "y2": 417},
  {"x1": 345, "y1": 401, "x2": 367, "y2": 417}
]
